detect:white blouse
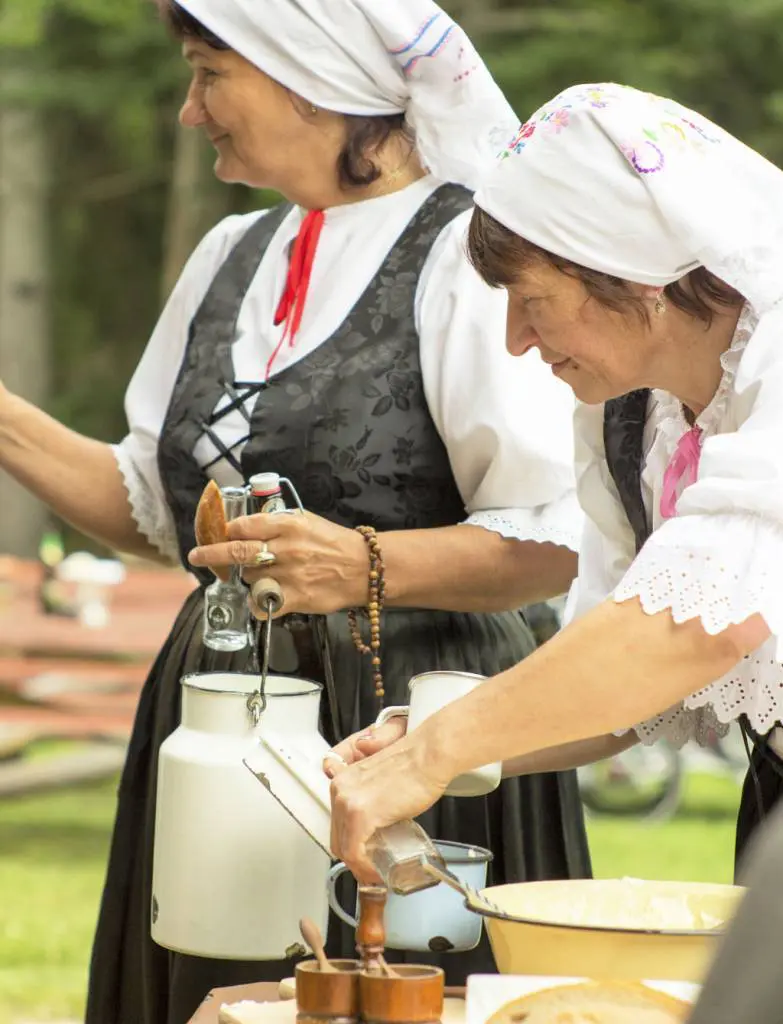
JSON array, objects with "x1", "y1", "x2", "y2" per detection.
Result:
[
  {"x1": 566, "y1": 304, "x2": 783, "y2": 746},
  {"x1": 113, "y1": 175, "x2": 583, "y2": 567}
]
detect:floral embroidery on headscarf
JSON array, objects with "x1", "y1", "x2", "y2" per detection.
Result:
[
  {"x1": 541, "y1": 106, "x2": 571, "y2": 131},
  {"x1": 620, "y1": 139, "x2": 665, "y2": 174},
  {"x1": 505, "y1": 120, "x2": 536, "y2": 156},
  {"x1": 502, "y1": 105, "x2": 570, "y2": 158},
  {"x1": 501, "y1": 84, "x2": 619, "y2": 159},
  {"x1": 478, "y1": 80, "x2": 783, "y2": 311},
  {"x1": 619, "y1": 114, "x2": 721, "y2": 175},
  {"x1": 500, "y1": 83, "x2": 723, "y2": 171}
]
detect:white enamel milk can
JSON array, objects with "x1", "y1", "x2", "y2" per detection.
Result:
[{"x1": 151, "y1": 671, "x2": 331, "y2": 960}]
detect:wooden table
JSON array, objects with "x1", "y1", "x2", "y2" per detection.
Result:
[{"x1": 187, "y1": 985, "x2": 466, "y2": 1024}]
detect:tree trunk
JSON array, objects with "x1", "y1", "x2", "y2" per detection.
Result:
[
  {"x1": 160, "y1": 124, "x2": 230, "y2": 303},
  {"x1": 0, "y1": 67, "x2": 50, "y2": 557}
]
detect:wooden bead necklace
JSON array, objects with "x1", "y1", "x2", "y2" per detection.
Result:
[{"x1": 347, "y1": 525, "x2": 386, "y2": 708}]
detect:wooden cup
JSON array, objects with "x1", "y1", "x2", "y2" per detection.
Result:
[
  {"x1": 359, "y1": 965, "x2": 445, "y2": 1024},
  {"x1": 295, "y1": 959, "x2": 361, "y2": 1024}
]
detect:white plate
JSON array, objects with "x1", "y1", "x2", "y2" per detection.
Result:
[{"x1": 466, "y1": 974, "x2": 701, "y2": 1023}]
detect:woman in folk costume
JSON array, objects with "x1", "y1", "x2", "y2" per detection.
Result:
[
  {"x1": 326, "y1": 82, "x2": 783, "y2": 883},
  {"x1": 28, "y1": 2, "x2": 599, "y2": 1021}
]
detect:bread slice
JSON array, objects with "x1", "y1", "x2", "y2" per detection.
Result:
[
  {"x1": 195, "y1": 480, "x2": 228, "y2": 547},
  {"x1": 194, "y1": 479, "x2": 231, "y2": 581},
  {"x1": 486, "y1": 981, "x2": 690, "y2": 1024}
]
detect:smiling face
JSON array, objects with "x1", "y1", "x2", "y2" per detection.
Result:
[
  {"x1": 179, "y1": 41, "x2": 344, "y2": 190},
  {"x1": 505, "y1": 262, "x2": 661, "y2": 403}
]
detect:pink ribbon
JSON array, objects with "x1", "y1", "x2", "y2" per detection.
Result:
[{"x1": 660, "y1": 425, "x2": 703, "y2": 519}]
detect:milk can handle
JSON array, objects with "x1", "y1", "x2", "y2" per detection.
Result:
[
  {"x1": 326, "y1": 863, "x2": 359, "y2": 928},
  {"x1": 250, "y1": 578, "x2": 285, "y2": 615},
  {"x1": 247, "y1": 579, "x2": 285, "y2": 724}
]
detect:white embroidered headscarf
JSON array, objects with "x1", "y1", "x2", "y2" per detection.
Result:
[
  {"x1": 475, "y1": 82, "x2": 783, "y2": 314},
  {"x1": 175, "y1": 0, "x2": 518, "y2": 191}
]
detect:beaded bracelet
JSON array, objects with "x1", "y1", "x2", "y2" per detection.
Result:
[{"x1": 347, "y1": 525, "x2": 386, "y2": 708}]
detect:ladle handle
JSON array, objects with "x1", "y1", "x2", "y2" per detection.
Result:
[
  {"x1": 250, "y1": 577, "x2": 285, "y2": 615},
  {"x1": 247, "y1": 578, "x2": 285, "y2": 722},
  {"x1": 418, "y1": 856, "x2": 510, "y2": 918}
]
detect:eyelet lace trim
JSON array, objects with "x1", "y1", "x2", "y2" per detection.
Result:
[
  {"x1": 615, "y1": 512, "x2": 783, "y2": 745},
  {"x1": 624, "y1": 703, "x2": 731, "y2": 749},
  {"x1": 464, "y1": 506, "x2": 581, "y2": 552},
  {"x1": 112, "y1": 444, "x2": 179, "y2": 562}
]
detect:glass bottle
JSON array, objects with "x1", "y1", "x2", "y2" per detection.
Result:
[
  {"x1": 203, "y1": 486, "x2": 251, "y2": 651},
  {"x1": 249, "y1": 472, "x2": 288, "y2": 514}
]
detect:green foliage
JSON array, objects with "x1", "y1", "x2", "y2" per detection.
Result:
[
  {"x1": 481, "y1": 0, "x2": 783, "y2": 162},
  {"x1": 0, "y1": 0, "x2": 155, "y2": 49}
]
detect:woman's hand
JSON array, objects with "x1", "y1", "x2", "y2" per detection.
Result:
[
  {"x1": 323, "y1": 717, "x2": 408, "y2": 779},
  {"x1": 328, "y1": 733, "x2": 450, "y2": 883},
  {"x1": 187, "y1": 511, "x2": 368, "y2": 615}
]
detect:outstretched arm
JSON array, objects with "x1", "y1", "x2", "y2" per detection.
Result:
[{"x1": 328, "y1": 597, "x2": 768, "y2": 880}]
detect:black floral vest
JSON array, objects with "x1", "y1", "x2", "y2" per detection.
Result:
[
  {"x1": 157, "y1": 184, "x2": 473, "y2": 577},
  {"x1": 603, "y1": 390, "x2": 652, "y2": 553}
]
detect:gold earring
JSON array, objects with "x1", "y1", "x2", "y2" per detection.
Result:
[
  {"x1": 654, "y1": 293, "x2": 666, "y2": 315},
  {"x1": 310, "y1": 104, "x2": 318, "y2": 115}
]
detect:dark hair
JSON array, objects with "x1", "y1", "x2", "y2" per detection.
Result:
[
  {"x1": 467, "y1": 205, "x2": 743, "y2": 327},
  {"x1": 156, "y1": 0, "x2": 230, "y2": 50},
  {"x1": 337, "y1": 114, "x2": 411, "y2": 188},
  {"x1": 155, "y1": 0, "x2": 412, "y2": 191}
]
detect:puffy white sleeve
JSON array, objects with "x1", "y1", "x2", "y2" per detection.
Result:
[
  {"x1": 113, "y1": 212, "x2": 265, "y2": 561},
  {"x1": 561, "y1": 401, "x2": 637, "y2": 625},
  {"x1": 614, "y1": 309, "x2": 783, "y2": 743},
  {"x1": 415, "y1": 210, "x2": 583, "y2": 554}
]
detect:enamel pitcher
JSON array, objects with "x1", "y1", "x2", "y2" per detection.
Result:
[{"x1": 151, "y1": 671, "x2": 331, "y2": 960}]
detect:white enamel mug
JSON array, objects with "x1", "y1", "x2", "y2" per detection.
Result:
[
  {"x1": 408, "y1": 671, "x2": 502, "y2": 798},
  {"x1": 327, "y1": 841, "x2": 493, "y2": 952}
]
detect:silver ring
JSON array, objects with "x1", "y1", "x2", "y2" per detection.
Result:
[{"x1": 253, "y1": 542, "x2": 277, "y2": 568}]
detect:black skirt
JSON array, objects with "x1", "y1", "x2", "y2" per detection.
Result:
[
  {"x1": 735, "y1": 727, "x2": 783, "y2": 877},
  {"x1": 85, "y1": 590, "x2": 591, "y2": 1024}
]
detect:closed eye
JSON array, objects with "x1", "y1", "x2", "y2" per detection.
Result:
[{"x1": 193, "y1": 67, "x2": 219, "y2": 86}]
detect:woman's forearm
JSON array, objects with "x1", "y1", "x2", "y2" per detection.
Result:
[
  {"x1": 502, "y1": 731, "x2": 637, "y2": 776},
  {"x1": 379, "y1": 524, "x2": 576, "y2": 612},
  {"x1": 416, "y1": 597, "x2": 769, "y2": 778},
  {"x1": 0, "y1": 391, "x2": 164, "y2": 560}
]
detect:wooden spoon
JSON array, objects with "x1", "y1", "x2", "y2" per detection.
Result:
[
  {"x1": 299, "y1": 917, "x2": 337, "y2": 973},
  {"x1": 377, "y1": 954, "x2": 400, "y2": 978}
]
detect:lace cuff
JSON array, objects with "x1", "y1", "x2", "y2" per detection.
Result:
[
  {"x1": 112, "y1": 443, "x2": 179, "y2": 563},
  {"x1": 614, "y1": 512, "x2": 783, "y2": 745},
  {"x1": 464, "y1": 492, "x2": 582, "y2": 552}
]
